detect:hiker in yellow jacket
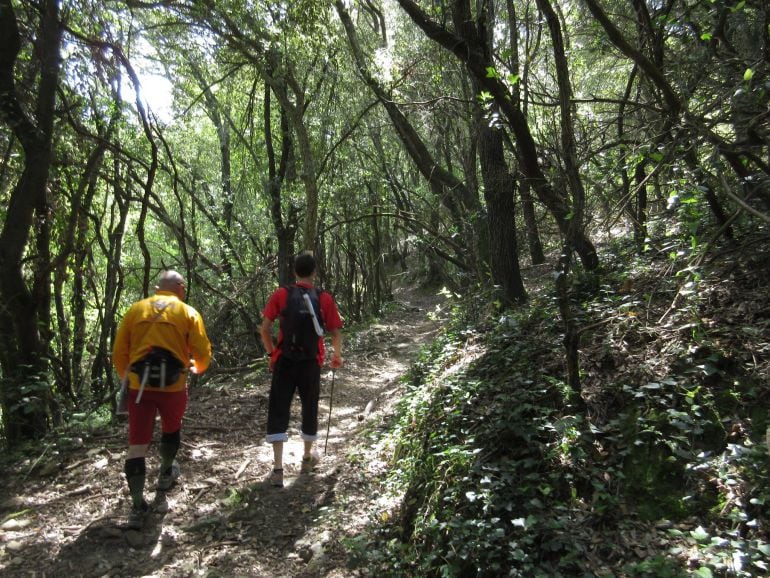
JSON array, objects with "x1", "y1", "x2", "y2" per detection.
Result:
[{"x1": 112, "y1": 270, "x2": 211, "y2": 529}]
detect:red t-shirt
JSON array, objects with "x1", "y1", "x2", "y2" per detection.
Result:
[{"x1": 262, "y1": 282, "x2": 343, "y2": 366}]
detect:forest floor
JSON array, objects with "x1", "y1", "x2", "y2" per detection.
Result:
[
  {"x1": 0, "y1": 285, "x2": 447, "y2": 578},
  {"x1": 4, "y1": 238, "x2": 768, "y2": 578}
]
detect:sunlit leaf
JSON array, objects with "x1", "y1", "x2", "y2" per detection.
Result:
[{"x1": 690, "y1": 526, "x2": 710, "y2": 542}]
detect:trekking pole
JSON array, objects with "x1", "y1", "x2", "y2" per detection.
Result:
[
  {"x1": 324, "y1": 369, "x2": 336, "y2": 454},
  {"x1": 116, "y1": 373, "x2": 129, "y2": 415}
]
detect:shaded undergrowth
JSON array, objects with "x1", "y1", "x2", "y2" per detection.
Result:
[{"x1": 345, "y1": 234, "x2": 770, "y2": 578}]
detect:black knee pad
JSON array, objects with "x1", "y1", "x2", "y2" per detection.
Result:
[
  {"x1": 160, "y1": 429, "x2": 181, "y2": 449},
  {"x1": 124, "y1": 457, "x2": 146, "y2": 477}
]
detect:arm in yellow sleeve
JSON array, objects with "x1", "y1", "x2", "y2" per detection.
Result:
[
  {"x1": 112, "y1": 310, "x2": 133, "y2": 378},
  {"x1": 188, "y1": 311, "x2": 212, "y2": 374}
]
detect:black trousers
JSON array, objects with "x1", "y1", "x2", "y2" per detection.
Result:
[{"x1": 266, "y1": 357, "x2": 321, "y2": 442}]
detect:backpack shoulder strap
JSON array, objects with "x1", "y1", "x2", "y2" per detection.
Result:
[{"x1": 279, "y1": 284, "x2": 296, "y2": 302}]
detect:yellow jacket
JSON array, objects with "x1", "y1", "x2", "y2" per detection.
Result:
[{"x1": 112, "y1": 291, "x2": 211, "y2": 392}]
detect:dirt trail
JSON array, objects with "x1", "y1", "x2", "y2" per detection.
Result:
[{"x1": 0, "y1": 287, "x2": 444, "y2": 578}]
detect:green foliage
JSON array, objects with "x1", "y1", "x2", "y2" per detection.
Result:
[
  {"x1": 224, "y1": 487, "x2": 246, "y2": 507},
  {"x1": 65, "y1": 405, "x2": 113, "y2": 432},
  {"x1": 622, "y1": 556, "x2": 689, "y2": 578},
  {"x1": 350, "y1": 299, "x2": 596, "y2": 576},
  {"x1": 346, "y1": 238, "x2": 770, "y2": 576},
  {"x1": 6, "y1": 369, "x2": 51, "y2": 416}
]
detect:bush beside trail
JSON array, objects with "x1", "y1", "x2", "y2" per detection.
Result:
[{"x1": 347, "y1": 240, "x2": 770, "y2": 578}]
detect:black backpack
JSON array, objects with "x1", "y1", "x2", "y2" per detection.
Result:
[
  {"x1": 280, "y1": 285, "x2": 325, "y2": 361},
  {"x1": 130, "y1": 347, "x2": 185, "y2": 387}
]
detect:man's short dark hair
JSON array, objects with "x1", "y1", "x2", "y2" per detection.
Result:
[{"x1": 294, "y1": 253, "x2": 316, "y2": 278}]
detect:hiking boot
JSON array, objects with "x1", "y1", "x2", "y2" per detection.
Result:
[
  {"x1": 127, "y1": 500, "x2": 149, "y2": 530},
  {"x1": 269, "y1": 468, "x2": 284, "y2": 487},
  {"x1": 301, "y1": 453, "x2": 319, "y2": 474},
  {"x1": 157, "y1": 461, "x2": 180, "y2": 491}
]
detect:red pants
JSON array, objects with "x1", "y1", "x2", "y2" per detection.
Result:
[{"x1": 127, "y1": 387, "x2": 188, "y2": 445}]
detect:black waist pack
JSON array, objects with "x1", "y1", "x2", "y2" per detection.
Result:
[{"x1": 131, "y1": 347, "x2": 184, "y2": 387}]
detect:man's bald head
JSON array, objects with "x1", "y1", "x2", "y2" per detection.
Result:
[{"x1": 157, "y1": 270, "x2": 186, "y2": 296}]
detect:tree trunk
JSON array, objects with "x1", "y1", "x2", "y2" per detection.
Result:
[
  {"x1": 478, "y1": 122, "x2": 527, "y2": 304},
  {"x1": 188, "y1": 59, "x2": 235, "y2": 277},
  {"x1": 95, "y1": 165, "x2": 131, "y2": 407},
  {"x1": 470, "y1": 0, "x2": 526, "y2": 304},
  {"x1": 536, "y1": 0, "x2": 591, "y2": 259},
  {"x1": 519, "y1": 180, "x2": 545, "y2": 264},
  {"x1": 335, "y1": 0, "x2": 476, "y2": 275},
  {"x1": 0, "y1": 0, "x2": 62, "y2": 441},
  {"x1": 264, "y1": 85, "x2": 297, "y2": 286},
  {"x1": 395, "y1": 0, "x2": 600, "y2": 271},
  {"x1": 262, "y1": 49, "x2": 320, "y2": 254},
  {"x1": 633, "y1": 161, "x2": 649, "y2": 250}
]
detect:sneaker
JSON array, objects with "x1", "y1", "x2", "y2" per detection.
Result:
[
  {"x1": 300, "y1": 453, "x2": 319, "y2": 474},
  {"x1": 269, "y1": 468, "x2": 284, "y2": 487},
  {"x1": 157, "y1": 461, "x2": 180, "y2": 491},
  {"x1": 127, "y1": 500, "x2": 149, "y2": 530}
]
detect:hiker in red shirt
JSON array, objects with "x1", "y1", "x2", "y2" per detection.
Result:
[
  {"x1": 260, "y1": 253, "x2": 343, "y2": 487},
  {"x1": 113, "y1": 270, "x2": 211, "y2": 528}
]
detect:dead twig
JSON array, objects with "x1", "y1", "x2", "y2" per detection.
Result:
[
  {"x1": 191, "y1": 487, "x2": 208, "y2": 504},
  {"x1": 235, "y1": 458, "x2": 251, "y2": 479},
  {"x1": 24, "y1": 444, "x2": 52, "y2": 480},
  {"x1": 65, "y1": 458, "x2": 91, "y2": 472}
]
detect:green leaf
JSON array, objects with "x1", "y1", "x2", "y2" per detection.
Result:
[
  {"x1": 477, "y1": 91, "x2": 493, "y2": 103},
  {"x1": 485, "y1": 66, "x2": 499, "y2": 79},
  {"x1": 642, "y1": 382, "x2": 662, "y2": 390},
  {"x1": 506, "y1": 74, "x2": 520, "y2": 86},
  {"x1": 700, "y1": 33, "x2": 712, "y2": 41},
  {"x1": 690, "y1": 526, "x2": 710, "y2": 542},
  {"x1": 694, "y1": 567, "x2": 713, "y2": 578},
  {"x1": 744, "y1": 68, "x2": 754, "y2": 82}
]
